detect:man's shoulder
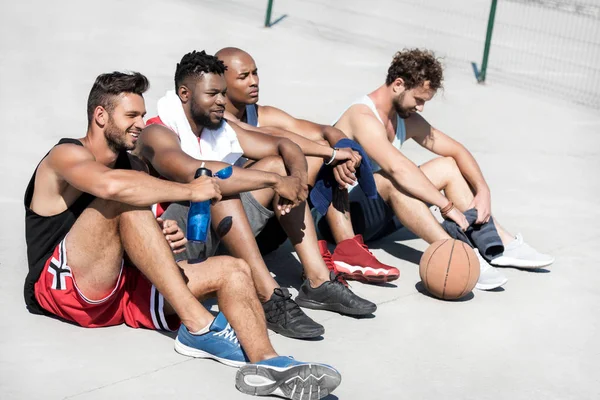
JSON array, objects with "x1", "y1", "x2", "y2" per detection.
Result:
[{"x1": 47, "y1": 140, "x2": 94, "y2": 164}]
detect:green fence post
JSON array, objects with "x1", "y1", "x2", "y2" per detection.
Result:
[
  {"x1": 265, "y1": 0, "x2": 274, "y2": 27},
  {"x1": 479, "y1": 0, "x2": 498, "y2": 83}
]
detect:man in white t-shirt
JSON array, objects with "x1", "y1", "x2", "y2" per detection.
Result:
[{"x1": 136, "y1": 51, "x2": 376, "y2": 340}]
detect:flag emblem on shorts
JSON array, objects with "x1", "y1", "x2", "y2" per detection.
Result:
[{"x1": 48, "y1": 240, "x2": 72, "y2": 290}]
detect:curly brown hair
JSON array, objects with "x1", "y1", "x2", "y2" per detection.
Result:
[{"x1": 385, "y1": 49, "x2": 443, "y2": 90}]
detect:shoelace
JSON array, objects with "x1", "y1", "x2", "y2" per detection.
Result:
[
  {"x1": 332, "y1": 272, "x2": 350, "y2": 288},
  {"x1": 213, "y1": 323, "x2": 239, "y2": 344},
  {"x1": 358, "y1": 241, "x2": 375, "y2": 256},
  {"x1": 271, "y1": 290, "x2": 304, "y2": 326}
]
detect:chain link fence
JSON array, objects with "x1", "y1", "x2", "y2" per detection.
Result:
[{"x1": 258, "y1": 0, "x2": 600, "y2": 108}]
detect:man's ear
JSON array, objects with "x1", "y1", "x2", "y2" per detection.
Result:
[
  {"x1": 94, "y1": 106, "x2": 108, "y2": 127},
  {"x1": 178, "y1": 85, "x2": 190, "y2": 103},
  {"x1": 392, "y1": 77, "x2": 405, "y2": 93}
]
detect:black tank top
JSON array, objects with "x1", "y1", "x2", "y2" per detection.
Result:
[{"x1": 23, "y1": 138, "x2": 131, "y2": 314}]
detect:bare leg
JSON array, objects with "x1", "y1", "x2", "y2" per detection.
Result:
[
  {"x1": 419, "y1": 157, "x2": 514, "y2": 245},
  {"x1": 66, "y1": 198, "x2": 277, "y2": 362},
  {"x1": 374, "y1": 172, "x2": 450, "y2": 244},
  {"x1": 65, "y1": 199, "x2": 213, "y2": 331},
  {"x1": 249, "y1": 156, "x2": 330, "y2": 287},
  {"x1": 325, "y1": 200, "x2": 355, "y2": 243},
  {"x1": 211, "y1": 196, "x2": 279, "y2": 302},
  {"x1": 167, "y1": 257, "x2": 277, "y2": 362}
]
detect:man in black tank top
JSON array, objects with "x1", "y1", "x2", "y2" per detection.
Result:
[{"x1": 24, "y1": 71, "x2": 341, "y2": 398}]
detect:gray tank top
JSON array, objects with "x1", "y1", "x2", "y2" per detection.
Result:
[{"x1": 334, "y1": 95, "x2": 406, "y2": 173}]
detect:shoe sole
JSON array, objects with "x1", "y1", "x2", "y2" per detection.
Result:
[
  {"x1": 491, "y1": 256, "x2": 554, "y2": 269},
  {"x1": 266, "y1": 322, "x2": 325, "y2": 339},
  {"x1": 334, "y1": 261, "x2": 399, "y2": 283},
  {"x1": 475, "y1": 277, "x2": 508, "y2": 291},
  {"x1": 295, "y1": 298, "x2": 377, "y2": 316},
  {"x1": 174, "y1": 337, "x2": 246, "y2": 368},
  {"x1": 236, "y1": 363, "x2": 341, "y2": 399}
]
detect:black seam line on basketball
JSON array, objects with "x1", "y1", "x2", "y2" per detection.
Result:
[
  {"x1": 154, "y1": 289, "x2": 166, "y2": 331},
  {"x1": 424, "y1": 239, "x2": 447, "y2": 289},
  {"x1": 459, "y1": 242, "x2": 471, "y2": 298},
  {"x1": 443, "y1": 240, "x2": 456, "y2": 299}
]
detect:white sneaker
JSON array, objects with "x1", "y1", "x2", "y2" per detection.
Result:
[
  {"x1": 475, "y1": 249, "x2": 508, "y2": 291},
  {"x1": 491, "y1": 233, "x2": 554, "y2": 269}
]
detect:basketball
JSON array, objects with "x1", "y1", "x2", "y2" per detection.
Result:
[{"x1": 419, "y1": 239, "x2": 480, "y2": 300}]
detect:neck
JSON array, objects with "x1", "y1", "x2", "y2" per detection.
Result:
[
  {"x1": 225, "y1": 99, "x2": 247, "y2": 120},
  {"x1": 183, "y1": 106, "x2": 204, "y2": 137},
  {"x1": 82, "y1": 128, "x2": 119, "y2": 167},
  {"x1": 368, "y1": 84, "x2": 397, "y2": 122}
]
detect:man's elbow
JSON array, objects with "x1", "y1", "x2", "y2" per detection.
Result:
[
  {"x1": 97, "y1": 177, "x2": 122, "y2": 201},
  {"x1": 279, "y1": 137, "x2": 302, "y2": 153}
]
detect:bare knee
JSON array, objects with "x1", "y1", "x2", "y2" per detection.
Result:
[
  {"x1": 374, "y1": 173, "x2": 394, "y2": 199},
  {"x1": 223, "y1": 257, "x2": 252, "y2": 283},
  {"x1": 438, "y1": 156, "x2": 458, "y2": 172},
  {"x1": 256, "y1": 155, "x2": 286, "y2": 176},
  {"x1": 90, "y1": 197, "x2": 149, "y2": 220}
]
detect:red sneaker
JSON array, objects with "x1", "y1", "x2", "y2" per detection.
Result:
[
  {"x1": 331, "y1": 235, "x2": 400, "y2": 283},
  {"x1": 318, "y1": 240, "x2": 336, "y2": 273}
]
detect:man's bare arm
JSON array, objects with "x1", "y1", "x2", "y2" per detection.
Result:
[
  {"x1": 259, "y1": 105, "x2": 348, "y2": 146},
  {"x1": 47, "y1": 144, "x2": 219, "y2": 207},
  {"x1": 137, "y1": 124, "x2": 283, "y2": 196},
  {"x1": 229, "y1": 121, "x2": 308, "y2": 182},
  {"x1": 351, "y1": 111, "x2": 451, "y2": 208},
  {"x1": 407, "y1": 114, "x2": 490, "y2": 194},
  {"x1": 225, "y1": 113, "x2": 336, "y2": 160}
]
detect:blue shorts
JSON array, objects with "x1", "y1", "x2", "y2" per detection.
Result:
[{"x1": 312, "y1": 185, "x2": 403, "y2": 243}]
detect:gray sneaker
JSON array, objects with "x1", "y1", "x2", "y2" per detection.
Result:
[
  {"x1": 475, "y1": 249, "x2": 508, "y2": 291},
  {"x1": 491, "y1": 233, "x2": 554, "y2": 269}
]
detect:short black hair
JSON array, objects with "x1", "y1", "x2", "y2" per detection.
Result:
[
  {"x1": 386, "y1": 49, "x2": 443, "y2": 91},
  {"x1": 87, "y1": 71, "x2": 149, "y2": 124},
  {"x1": 174, "y1": 50, "x2": 227, "y2": 90}
]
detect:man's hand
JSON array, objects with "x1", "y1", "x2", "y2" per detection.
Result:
[
  {"x1": 468, "y1": 189, "x2": 492, "y2": 224},
  {"x1": 188, "y1": 176, "x2": 222, "y2": 204},
  {"x1": 274, "y1": 175, "x2": 304, "y2": 215},
  {"x1": 331, "y1": 149, "x2": 361, "y2": 188},
  {"x1": 333, "y1": 160, "x2": 357, "y2": 188},
  {"x1": 157, "y1": 218, "x2": 187, "y2": 254},
  {"x1": 333, "y1": 148, "x2": 361, "y2": 166},
  {"x1": 444, "y1": 207, "x2": 470, "y2": 231}
]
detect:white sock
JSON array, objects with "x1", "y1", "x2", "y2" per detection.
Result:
[{"x1": 189, "y1": 319, "x2": 213, "y2": 335}]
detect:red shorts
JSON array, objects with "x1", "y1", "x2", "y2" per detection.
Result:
[{"x1": 34, "y1": 237, "x2": 179, "y2": 331}]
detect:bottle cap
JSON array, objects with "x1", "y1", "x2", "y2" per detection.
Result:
[{"x1": 194, "y1": 166, "x2": 212, "y2": 179}]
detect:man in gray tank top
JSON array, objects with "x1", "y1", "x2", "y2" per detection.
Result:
[{"x1": 327, "y1": 49, "x2": 554, "y2": 290}]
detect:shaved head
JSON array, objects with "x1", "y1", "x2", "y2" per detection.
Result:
[
  {"x1": 215, "y1": 47, "x2": 252, "y2": 64},
  {"x1": 216, "y1": 47, "x2": 260, "y2": 106}
]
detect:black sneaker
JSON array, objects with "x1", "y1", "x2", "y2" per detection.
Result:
[
  {"x1": 295, "y1": 272, "x2": 377, "y2": 316},
  {"x1": 262, "y1": 288, "x2": 325, "y2": 339}
]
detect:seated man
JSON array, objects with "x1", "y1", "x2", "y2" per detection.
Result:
[
  {"x1": 215, "y1": 47, "x2": 400, "y2": 284},
  {"x1": 24, "y1": 71, "x2": 341, "y2": 399},
  {"x1": 137, "y1": 51, "x2": 376, "y2": 340},
  {"x1": 321, "y1": 49, "x2": 554, "y2": 289}
]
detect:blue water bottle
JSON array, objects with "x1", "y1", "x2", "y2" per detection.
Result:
[{"x1": 187, "y1": 165, "x2": 212, "y2": 243}]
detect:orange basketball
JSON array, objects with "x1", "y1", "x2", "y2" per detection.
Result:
[{"x1": 419, "y1": 239, "x2": 480, "y2": 300}]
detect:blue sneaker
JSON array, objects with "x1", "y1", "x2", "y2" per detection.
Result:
[
  {"x1": 236, "y1": 356, "x2": 341, "y2": 399},
  {"x1": 174, "y1": 312, "x2": 248, "y2": 367}
]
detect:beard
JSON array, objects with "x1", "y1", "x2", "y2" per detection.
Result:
[
  {"x1": 393, "y1": 92, "x2": 413, "y2": 119},
  {"x1": 104, "y1": 116, "x2": 134, "y2": 152},
  {"x1": 190, "y1": 97, "x2": 223, "y2": 130}
]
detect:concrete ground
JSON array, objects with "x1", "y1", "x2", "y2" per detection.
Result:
[{"x1": 1, "y1": 1, "x2": 599, "y2": 399}]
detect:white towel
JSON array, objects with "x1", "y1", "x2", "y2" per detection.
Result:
[{"x1": 156, "y1": 90, "x2": 244, "y2": 164}]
